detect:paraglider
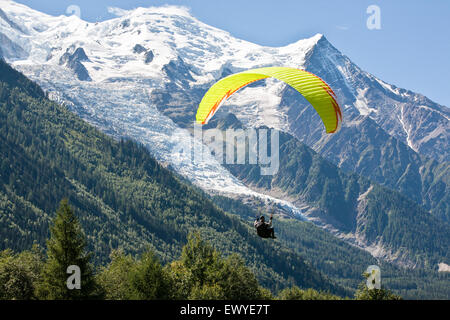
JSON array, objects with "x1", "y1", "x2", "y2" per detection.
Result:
[
  {"x1": 254, "y1": 211, "x2": 276, "y2": 239},
  {"x1": 196, "y1": 67, "x2": 342, "y2": 134},
  {"x1": 195, "y1": 67, "x2": 343, "y2": 240}
]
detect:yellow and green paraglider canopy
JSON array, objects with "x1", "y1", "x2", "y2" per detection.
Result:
[{"x1": 196, "y1": 67, "x2": 342, "y2": 133}]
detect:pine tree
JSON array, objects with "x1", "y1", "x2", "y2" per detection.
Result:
[
  {"x1": 171, "y1": 232, "x2": 270, "y2": 300},
  {"x1": 96, "y1": 249, "x2": 136, "y2": 300},
  {"x1": 218, "y1": 254, "x2": 266, "y2": 300},
  {"x1": 354, "y1": 272, "x2": 402, "y2": 300},
  {"x1": 129, "y1": 250, "x2": 172, "y2": 300},
  {"x1": 0, "y1": 249, "x2": 36, "y2": 300},
  {"x1": 277, "y1": 286, "x2": 341, "y2": 300},
  {"x1": 37, "y1": 199, "x2": 98, "y2": 299},
  {"x1": 180, "y1": 232, "x2": 222, "y2": 289},
  {"x1": 354, "y1": 282, "x2": 402, "y2": 300}
]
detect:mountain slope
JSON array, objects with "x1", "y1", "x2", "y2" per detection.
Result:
[
  {"x1": 299, "y1": 35, "x2": 449, "y2": 162},
  {"x1": 213, "y1": 195, "x2": 450, "y2": 300},
  {"x1": 217, "y1": 123, "x2": 449, "y2": 269},
  {"x1": 1, "y1": 0, "x2": 447, "y2": 197},
  {"x1": 1, "y1": 61, "x2": 447, "y2": 299},
  {"x1": 0, "y1": 0, "x2": 448, "y2": 268},
  {"x1": 0, "y1": 59, "x2": 343, "y2": 294},
  {"x1": 314, "y1": 115, "x2": 449, "y2": 222},
  {"x1": 278, "y1": 37, "x2": 449, "y2": 222}
]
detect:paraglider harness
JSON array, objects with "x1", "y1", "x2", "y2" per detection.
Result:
[{"x1": 254, "y1": 211, "x2": 276, "y2": 239}]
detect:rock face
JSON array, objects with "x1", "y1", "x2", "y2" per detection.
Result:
[
  {"x1": 144, "y1": 50, "x2": 154, "y2": 64},
  {"x1": 59, "y1": 47, "x2": 91, "y2": 81},
  {"x1": 133, "y1": 44, "x2": 147, "y2": 54},
  {"x1": 132, "y1": 44, "x2": 154, "y2": 64},
  {"x1": 297, "y1": 36, "x2": 449, "y2": 163}
]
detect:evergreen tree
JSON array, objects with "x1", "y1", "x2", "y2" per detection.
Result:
[
  {"x1": 277, "y1": 286, "x2": 342, "y2": 300},
  {"x1": 170, "y1": 232, "x2": 269, "y2": 300},
  {"x1": 36, "y1": 199, "x2": 98, "y2": 299},
  {"x1": 0, "y1": 251, "x2": 30, "y2": 300},
  {"x1": 218, "y1": 254, "x2": 267, "y2": 300},
  {"x1": 166, "y1": 260, "x2": 194, "y2": 299},
  {"x1": 180, "y1": 232, "x2": 222, "y2": 288},
  {"x1": 189, "y1": 283, "x2": 225, "y2": 300},
  {"x1": 354, "y1": 282, "x2": 402, "y2": 300},
  {"x1": 96, "y1": 249, "x2": 136, "y2": 300},
  {"x1": 354, "y1": 273, "x2": 402, "y2": 300},
  {"x1": 0, "y1": 245, "x2": 44, "y2": 300},
  {"x1": 129, "y1": 250, "x2": 173, "y2": 300}
]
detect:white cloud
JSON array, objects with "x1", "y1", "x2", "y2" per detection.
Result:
[{"x1": 107, "y1": 6, "x2": 129, "y2": 17}]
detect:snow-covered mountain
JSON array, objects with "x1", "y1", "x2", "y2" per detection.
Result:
[
  {"x1": 0, "y1": 0, "x2": 448, "y2": 258},
  {"x1": 2, "y1": 0, "x2": 447, "y2": 160},
  {"x1": 0, "y1": 0, "x2": 315, "y2": 217}
]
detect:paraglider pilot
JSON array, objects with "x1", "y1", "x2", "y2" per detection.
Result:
[{"x1": 254, "y1": 211, "x2": 276, "y2": 239}]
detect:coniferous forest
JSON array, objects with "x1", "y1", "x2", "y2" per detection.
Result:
[{"x1": 1, "y1": 199, "x2": 401, "y2": 300}]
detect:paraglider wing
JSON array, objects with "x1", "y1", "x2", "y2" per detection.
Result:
[{"x1": 196, "y1": 67, "x2": 342, "y2": 133}]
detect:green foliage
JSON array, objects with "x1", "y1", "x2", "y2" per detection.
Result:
[
  {"x1": 0, "y1": 60, "x2": 44, "y2": 99},
  {"x1": 129, "y1": 250, "x2": 173, "y2": 300},
  {"x1": 213, "y1": 195, "x2": 450, "y2": 300},
  {"x1": 218, "y1": 254, "x2": 267, "y2": 300},
  {"x1": 354, "y1": 283, "x2": 401, "y2": 300},
  {"x1": 354, "y1": 272, "x2": 402, "y2": 300},
  {"x1": 355, "y1": 281, "x2": 402, "y2": 300},
  {"x1": 96, "y1": 250, "x2": 136, "y2": 300},
  {"x1": 0, "y1": 225, "x2": 405, "y2": 301},
  {"x1": 189, "y1": 283, "x2": 225, "y2": 300},
  {"x1": 96, "y1": 232, "x2": 272, "y2": 300},
  {"x1": 363, "y1": 186, "x2": 449, "y2": 263},
  {"x1": 169, "y1": 232, "x2": 268, "y2": 300},
  {"x1": 0, "y1": 245, "x2": 43, "y2": 299},
  {"x1": 277, "y1": 287, "x2": 341, "y2": 300},
  {"x1": 180, "y1": 233, "x2": 221, "y2": 288},
  {"x1": 36, "y1": 199, "x2": 98, "y2": 299}
]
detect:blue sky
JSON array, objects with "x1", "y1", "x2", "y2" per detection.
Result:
[{"x1": 13, "y1": 0, "x2": 450, "y2": 107}]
